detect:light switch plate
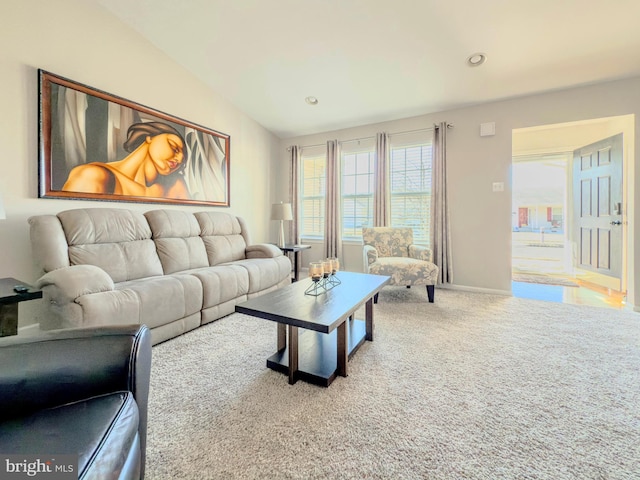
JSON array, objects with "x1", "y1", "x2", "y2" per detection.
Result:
[{"x1": 492, "y1": 182, "x2": 504, "y2": 192}]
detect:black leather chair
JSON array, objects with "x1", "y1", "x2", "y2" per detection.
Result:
[{"x1": 0, "y1": 324, "x2": 152, "y2": 479}]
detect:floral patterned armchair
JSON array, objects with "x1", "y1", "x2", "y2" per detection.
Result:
[{"x1": 362, "y1": 227, "x2": 439, "y2": 303}]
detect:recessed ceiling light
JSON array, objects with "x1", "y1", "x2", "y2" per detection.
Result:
[
  {"x1": 467, "y1": 53, "x2": 487, "y2": 67},
  {"x1": 305, "y1": 96, "x2": 319, "y2": 105}
]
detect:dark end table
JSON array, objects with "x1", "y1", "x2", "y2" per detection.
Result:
[
  {"x1": 0, "y1": 277, "x2": 43, "y2": 337},
  {"x1": 276, "y1": 244, "x2": 311, "y2": 282}
]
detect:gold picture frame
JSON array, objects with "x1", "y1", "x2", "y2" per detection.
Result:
[{"x1": 38, "y1": 70, "x2": 230, "y2": 207}]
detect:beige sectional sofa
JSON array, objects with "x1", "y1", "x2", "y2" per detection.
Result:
[{"x1": 29, "y1": 208, "x2": 291, "y2": 345}]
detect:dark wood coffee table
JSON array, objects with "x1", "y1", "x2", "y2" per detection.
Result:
[{"x1": 235, "y1": 271, "x2": 390, "y2": 386}]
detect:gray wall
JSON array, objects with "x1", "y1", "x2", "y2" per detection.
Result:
[
  {"x1": 279, "y1": 77, "x2": 640, "y2": 308},
  {"x1": 1, "y1": 0, "x2": 281, "y2": 328}
]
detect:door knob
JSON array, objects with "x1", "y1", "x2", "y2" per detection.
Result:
[{"x1": 610, "y1": 221, "x2": 622, "y2": 225}]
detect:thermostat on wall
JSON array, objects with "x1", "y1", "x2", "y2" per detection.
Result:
[{"x1": 480, "y1": 122, "x2": 496, "y2": 137}]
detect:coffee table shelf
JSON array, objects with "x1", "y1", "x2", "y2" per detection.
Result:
[
  {"x1": 235, "y1": 271, "x2": 390, "y2": 386},
  {"x1": 266, "y1": 318, "x2": 367, "y2": 387}
]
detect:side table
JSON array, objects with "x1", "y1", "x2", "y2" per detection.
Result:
[
  {"x1": 0, "y1": 277, "x2": 43, "y2": 337},
  {"x1": 276, "y1": 244, "x2": 311, "y2": 282}
]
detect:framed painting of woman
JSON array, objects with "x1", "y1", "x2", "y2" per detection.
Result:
[{"x1": 38, "y1": 70, "x2": 231, "y2": 207}]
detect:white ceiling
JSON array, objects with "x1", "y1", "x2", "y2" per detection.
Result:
[{"x1": 92, "y1": 0, "x2": 640, "y2": 139}]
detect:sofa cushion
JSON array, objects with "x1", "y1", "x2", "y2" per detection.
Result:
[
  {"x1": 28, "y1": 214, "x2": 72, "y2": 272},
  {"x1": 0, "y1": 392, "x2": 139, "y2": 480},
  {"x1": 227, "y1": 257, "x2": 292, "y2": 294},
  {"x1": 113, "y1": 275, "x2": 203, "y2": 329},
  {"x1": 58, "y1": 208, "x2": 163, "y2": 283},
  {"x1": 75, "y1": 275, "x2": 202, "y2": 330},
  {"x1": 195, "y1": 212, "x2": 247, "y2": 265},
  {"x1": 188, "y1": 265, "x2": 249, "y2": 308},
  {"x1": 144, "y1": 210, "x2": 208, "y2": 274}
]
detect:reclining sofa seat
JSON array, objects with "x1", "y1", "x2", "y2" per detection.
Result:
[{"x1": 29, "y1": 208, "x2": 291, "y2": 345}]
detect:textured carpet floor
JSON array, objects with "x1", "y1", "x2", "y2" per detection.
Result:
[{"x1": 146, "y1": 287, "x2": 640, "y2": 479}]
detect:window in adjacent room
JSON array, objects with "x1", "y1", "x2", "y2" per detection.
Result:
[
  {"x1": 300, "y1": 147, "x2": 326, "y2": 238},
  {"x1": 389, "y1": 132, "x2": 433, "y2": 246},
  {"x1": 341, "y1": 141, "x2": 375, "y2": 239}
]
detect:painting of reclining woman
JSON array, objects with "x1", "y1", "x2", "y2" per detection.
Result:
[{"x1": 39, "y1": 70, "x2": 230, "y2": 207}]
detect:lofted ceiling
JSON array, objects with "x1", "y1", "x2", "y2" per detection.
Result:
[{"x1": 91, "y1": 0, "x2": 640, "y2": 139}]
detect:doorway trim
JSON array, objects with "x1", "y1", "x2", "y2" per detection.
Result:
[{"x1": 512, "y1": 114, "x2": 635, "y2": 304}]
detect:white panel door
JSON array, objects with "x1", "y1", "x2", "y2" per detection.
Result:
[{"x1": 572, "y1": 134, "x2": 623, "y2": 290}]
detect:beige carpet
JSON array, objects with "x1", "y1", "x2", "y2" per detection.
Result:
[{"x1": 146, "y1": 287, "x2": 640, "y2": 479}]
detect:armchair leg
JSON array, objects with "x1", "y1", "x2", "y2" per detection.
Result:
[
  {"x1": 374, "y1": 293, "x2": 379, "y2": 304},
  {"x1": 426, "y1": 285, "x2": 435, "y2": 303}
]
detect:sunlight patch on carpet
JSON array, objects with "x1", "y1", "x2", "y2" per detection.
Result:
[{"x1": 512, "y1": 273, "x2": 578, "y2": 287}]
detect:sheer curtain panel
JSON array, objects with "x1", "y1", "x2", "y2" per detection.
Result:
[
  {"x1": 288, "y1": 145, "x2": 300, "y2": 245},
  {"x1": 431, "y1": 122, "x2": 453, "y2": 284},
  {"x1": 324, "y1": 140, "x2": 342, "y2": 259},
  {"x1": 374, "y1": 132, "x2": 390, "y2": 227}
]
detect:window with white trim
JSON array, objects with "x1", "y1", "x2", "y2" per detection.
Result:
[
  {"x1": 341, "y1": 146, "x2": 375, "y2": 238},
  {"x1": 389, "y1": 135, "x2": 433, "y2": 246},
  {"x1": 300, "y1": 150, "x2": 326, "y2": 238}
]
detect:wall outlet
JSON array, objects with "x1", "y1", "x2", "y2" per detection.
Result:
[{"x1": 492, "y1": 182, "x2": 504, "y2": 192}]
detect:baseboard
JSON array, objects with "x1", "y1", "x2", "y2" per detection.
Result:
[
  {"x1": 17, "y1": 323, "x2": 41, "y2": 336},
  {"x1": 438, "y1": 283, "x2": 512, "y2": 296}
]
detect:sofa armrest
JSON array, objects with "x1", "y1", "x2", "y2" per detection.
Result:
[
  {"x1": 409, "y1": 244, "x2": 434, "y2": 263},
  {"x1": 363, "y1": 245, "x2": 378, "y2": 273},
  {"x1": 246, "y1": 243, "x2": 282, "y2": 259},
  {"x1": 36, "y1": 264, "x2": 115, "y2": 303},
  {"x1": 0, "y1": 324, "x2": 152, "y2": 471}
]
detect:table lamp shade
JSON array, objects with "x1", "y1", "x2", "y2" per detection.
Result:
[
  {"x1": 271, "y1": 202, "x2": 293, "y2": 248},
  {"x1": 271, "y1": 202, "x2": 293, "y2": 221}
]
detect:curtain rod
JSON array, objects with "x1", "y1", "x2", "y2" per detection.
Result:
[
  {"x1": 289, "y1": 136, "x2": 376, "y2": 151},
  {"x1": 287, "y1": 123, "x2": 453, "y2": 151},
  {"x1": 290, "y1": 142, "x2": 324, "y2": 151},
  {"x1": 340, "y1": 135, "x2": 375, "y2": 145},
  {"x1": 389, "y1": 126, "x2": 433, "y2": 137}
]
